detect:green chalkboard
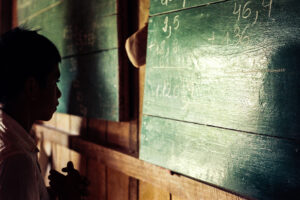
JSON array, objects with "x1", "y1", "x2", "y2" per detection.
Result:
[
  {"x1": 141, "y1": 116, "x2": 300, "y2": 200},
  {"x1": 141, "y1": 0, "x2": 300, "y2": 199},
  {"x1": 17, "y1": 0, "x2": 128, "y2": 121},
  {"x1": 150, "y1": 0, "x2": 225, "y2": 15},
  {"x1": 58, "y1": 50, "x2": 119, "y2": 119}
]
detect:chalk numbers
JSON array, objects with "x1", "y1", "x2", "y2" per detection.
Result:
[
  {"x1": 233, "y1": 0, "x2": 272, "y2": 23},
  {"x1": 209, "y1": 0, "x2": 273, "y2": 46},
  {"x1": 161, "y1": 0, "x2": 186, "y2": 8},
  {"x1": 161, "y1": 0, "x2": 172, "y2": 6},
  {"x1": 262, "y1": 0, "x2": 273, "y2": 18},
  {"x1": 162, "y1": 15, "x2": 180, "y2": 38}
]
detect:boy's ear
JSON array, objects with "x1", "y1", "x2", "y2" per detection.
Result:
[{"x1": 24, "y1": 77, "x2": 39, "y2": 101}]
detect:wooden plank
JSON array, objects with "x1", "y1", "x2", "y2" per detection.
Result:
[
  {"x1": 69, "y1": 149, "x2": 87, "y2": 175},
  {"x1": 129, "y1": 177, "x2": 138, "y2": 200},
  {"x1": 35, "y1": 124, "x2": 246, "y2": 200},
  {"x1": 172, "y1": 195, "x2": 184, "y2": 200},
  {"x1": 55, "y1": 113, "x2": 70, "y2": 132},
  {"x1": 0, "y1": 0, "x2": 12, "y2": 34},
  {"x1": 107, "y1": 121, "x2": 131, "y2": 150},
  {"x1": 86, "y1": 159, "x2": 106, "y2": 200},
  {"x1": 53, "y1": 144, "x2": 70, "y2": 172},
  {"x1": 87, "y1": 118, "x2": 107, "y2": 143},
  {"x1": 144, "y1": 0, "x2": 300, "y2": 139},
  {"x1": 139, "y1": 181, "x2": 170, "y2": 200},
  {"x1": 69, "y1": 114, "x2": 87, "y2": 136},
  {"x1": 140, "y1": 115, "x2": 300, "y2": 200},
  {"x1": 149, "y1": 0, "x2": 225, "y2": 15},
  {"x1": 107, "y1": 168, "x2": 129, "y2": 200},
  {"x1": 138, "y1": 0, "x2": 150, "y2": 27}
]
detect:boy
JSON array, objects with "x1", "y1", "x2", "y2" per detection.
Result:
[{"x1": 0, "y1": 27, "x2": 82, "y2": 200}]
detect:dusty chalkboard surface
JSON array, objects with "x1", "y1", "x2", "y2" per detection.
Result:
[
  {"x1": 141, "y1": 0, "x2": 300, "y2": 199},
  {"x1": 150, "y1": 0, "x2": 226, "y2": 15},
  {"x1": 17, "y1": 0, "x2": 128, "y2": 121}
]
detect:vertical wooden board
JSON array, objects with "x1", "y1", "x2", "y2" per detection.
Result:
[
  {"x1": 149, "y1": 0, "x2": 225, "y2": 15},
  {"x1": 129, "y1": 121, "x2": 139, "y2": 156},
  {"x1": 69, "y1": 149, "x2": 87, "y2": 175},
  {"x1": 140, "y1": 116, "x2": 300, "y2": 200},
  {"x1": 69, "y1": 114, "x2": 87, "y2": 136},
  {"x1": 144, "y1": 0, "x2": 300, "y2": 139},
  {"x1": 129, "y1": 178, "x2": 138, "y2": 200},
  {"x1": 55, "y1": 113, "x2": 70, "y2": 132},
  {"x1": 139, "y1": 181, "x2": 170, "y2": 200},
  {"x1": 52, "y1": 144, "x2": 70, "y2": 172},
  {"x1": 107, "y1": 121, "x2": 130, "y2": 150},
  {"x1": 87, "y1": 118, "x2": 107, "y2": 143},
  {"x1": 86, "y1": 159, "x2": 106, "y2": 200},
  {"x1": 107, "y1": 168, "x2": 129, "y2": 200},
  {"x1": 138, "y1": 0, "x2": 150, "y2": 27},
  {"x1": 171, "y1": 195, "x2": 185, "y2": 200},
  {"x1": 57, "y1": 50, "x2": 120, "y2": 121}
]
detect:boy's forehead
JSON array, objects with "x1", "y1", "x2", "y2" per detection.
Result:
[
  {"x1": 48, "y1": 63, "x2": 60, "y2": 79},
  {"x1": 52, "y1": 63, "x2": 60, "y2": 77}
]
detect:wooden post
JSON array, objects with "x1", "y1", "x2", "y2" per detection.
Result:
[{"x1": 0, "y1": 0, "x2": 13, "y2": 34}]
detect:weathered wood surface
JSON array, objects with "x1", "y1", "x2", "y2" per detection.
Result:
[
  {"x1": 34, "y1": 124, "x2": 246, "y2": 200},
  {"x1": 139, "y1": 181, "x2": 170, "y2": 200}
]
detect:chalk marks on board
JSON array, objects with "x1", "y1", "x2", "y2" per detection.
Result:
[
  {"x1": 145, "y1": 0, "x2": 300, "y2": 134},
  {"x1": 18, "y1": 0, "x2": 63, "y2": 24},
  {"x1": 209, "y1": 0, "x2": 273, "y2": 46},
  {"x1": 63, "y1": 24, "x2": 97, "y2": 52},
  {"x1": 162, "y1": 15, "x2": 180, "y2": 38},
  {"x1": 150, "y1": 0, "x2": 231, "y2": 15},
  {"x1": 161, "y1": 0, "x2": 187, "y2": 8}
]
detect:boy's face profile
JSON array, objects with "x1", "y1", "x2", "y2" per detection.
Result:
[{"x1": 33, "y1": 63, "x2": 61, "y2": 121}]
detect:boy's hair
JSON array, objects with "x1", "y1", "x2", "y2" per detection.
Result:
[{"x1": 0, "y1": 27, "x2": 61, "y2": 103}]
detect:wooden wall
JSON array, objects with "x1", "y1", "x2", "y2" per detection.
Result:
[{"x1": 30, "y1": 0, "x2": 247, "y2": 199}]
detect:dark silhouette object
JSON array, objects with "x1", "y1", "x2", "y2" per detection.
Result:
[{"x1": 48, "y1": 161, "x2": 89, "y2": 200}]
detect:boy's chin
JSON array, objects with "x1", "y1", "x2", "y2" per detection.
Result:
[{"x1": 39, "y1": 111, "x2": 55, "y2": 121}]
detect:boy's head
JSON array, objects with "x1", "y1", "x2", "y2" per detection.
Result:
[{"x1": 0, "y1": 27, "x2": 62, "y2": 120}]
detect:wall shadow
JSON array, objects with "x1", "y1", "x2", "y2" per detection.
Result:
[
  {"x1": 222, "y1": 43, "x2": 300, "y2": 200},
  {"x1": 258, "y1": 43, "x2": 300, "y2": 139}
]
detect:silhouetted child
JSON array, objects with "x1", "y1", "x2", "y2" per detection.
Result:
[{"x1": 0, "y1": 27, "x2": 87, "y2": 200}]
